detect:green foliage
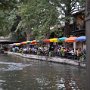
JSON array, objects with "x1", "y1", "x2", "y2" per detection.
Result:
[
  {"x1": 0, "y1": 0, "x2": 20, "y2": 10},
  {"x1": 50, "y1": 0, "x2": 85, "y2": 36},
  {"x1": 50, "y1": 0, "x2": 85, "y2": 19},
  {"x1": 0, "y1": 0, "x2": 85, "y2": 41},
  {"x1": 17, "y1": 0, "x2": 59, "y2": 40},
  {"x1": 0, "y1": 0, "x2": 20, "y2": 37}
]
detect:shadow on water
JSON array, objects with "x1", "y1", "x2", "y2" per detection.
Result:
[{"x1": 0, "y1": 54, "x2": 86, "y2": 90}]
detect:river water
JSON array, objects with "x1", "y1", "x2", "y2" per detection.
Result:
[{"x1": 0, "y1": 54, "x2": 86, "y2": 90}]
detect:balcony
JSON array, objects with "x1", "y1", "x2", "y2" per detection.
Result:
[{"x1": 71, "y1": 29, "x2": 85, "y2": 36}]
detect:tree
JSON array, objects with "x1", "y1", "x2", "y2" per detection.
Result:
[
  {"x1": 50, "y1": 0, "x2": 85, "y2": 36},
  {"x1": 0, "y1": 10, "x2": 14, "y2": 36},
  {"x1": 0, "y1": 0, "x2": 20, "y2": 10},
  {"x1": 0, "y1": 0, "x2": 22, "y2": 40},
  {"x1": 0, "y1": 0, "x2": 85, "y2": 41},
  {"x1": 17, "y1": 0, "x2": 59, "y2": 40}
]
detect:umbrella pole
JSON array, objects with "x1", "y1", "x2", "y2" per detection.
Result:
[
  {"x1": 73, "y1": 42, "x2": 76, "y2": 53},
  {"x1": 82, "y1": 42, "x2": 83, "y2": 50}
]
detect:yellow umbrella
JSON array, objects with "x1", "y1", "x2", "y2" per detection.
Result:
[
  {"x1": 50, "y1": 38, "x2": 58, "y2": 42},
  {"x1": 26, "y1": 41, "x2": 32, "y2": 44}
]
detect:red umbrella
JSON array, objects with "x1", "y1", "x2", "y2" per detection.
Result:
[
  {"x1": 31, "y1": 40, "x2": 37, "y2": 45},
  {"x1": 43, "y1": 39, "x2": 50, "y2": 43}
]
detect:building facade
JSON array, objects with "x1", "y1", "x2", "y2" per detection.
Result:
[{"x1": 71, "y1": 10, "x2": 85, "y2": 36}]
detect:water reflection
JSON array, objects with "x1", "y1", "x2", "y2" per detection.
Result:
[
  {"x1": 0, "y1": 61, "x2": 31, "y2": 71},
  {"x1": 0, "y1": 55, "x2": 86, "y2": 90}
]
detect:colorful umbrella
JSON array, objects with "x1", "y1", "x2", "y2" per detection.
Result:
[
  {"x1": 43, "y1": 39, "x2": 50, "y2": 43},
  {"x1": 58, "y1": 37, "x2": 67, "y2": 42},
  {"x1": 15, "y1": 43, "x2": 21, "y2": 46},
  {"x1": 37, "y1": 40, "x2": 43, "y2": 44},
  {"x1": 26, "y1": 41, "x2": 32, "y2": 44},
  {"x1": 50, "y1": 38, "x2": 58, "y2": 42},
  {"x1": 21, "y1": 41, "x2": 27, "y2": 45},
  {"x1": 65, "y1": 36, "x2": 77, "y2": 42},
  {"x1": 75, "y1": 36, "x2": 86, "y2": 42},
  {"x1": 31, "y1": 40, "x2": 37, "y2": 44}
]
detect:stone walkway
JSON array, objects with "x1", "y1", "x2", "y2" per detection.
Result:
[{"x1": 8, "y1": 52, "x2": 86, "y2": 68}]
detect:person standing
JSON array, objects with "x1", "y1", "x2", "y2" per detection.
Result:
[{"x1": 76, "y1": 48, "x2": 82, "y2": 66}]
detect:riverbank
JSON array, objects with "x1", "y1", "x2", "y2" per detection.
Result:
[{"x1": 8, "y1": 52, "x2": 86, "y2": 68}]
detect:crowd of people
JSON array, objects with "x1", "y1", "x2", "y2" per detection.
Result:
[{"x1": 10, "y1": 43, "x2": 86, "y2": 63}]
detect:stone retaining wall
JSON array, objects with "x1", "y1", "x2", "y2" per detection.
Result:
[{"x1": 8, "y1": 52, "x2": 86, "y2": 68}]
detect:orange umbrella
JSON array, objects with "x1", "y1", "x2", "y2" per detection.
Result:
[
  {"x1": 43, "y1": 39, "x2": 50, "y2": 43},
  {"x1": 65, "y1": 36, "x2": 77, "y2": 42}
]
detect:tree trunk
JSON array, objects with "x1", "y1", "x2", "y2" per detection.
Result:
[
  {"x1": 64, "y1": 10, "x2": 72, "y2": 37},
  {"x1": 11, "y1": 15, "x2": 21, "y2": 32},
  {"x1": 64, "y1": 21, "x2": 71, "y2": 37},
  {"x1": 26, "y1": 30, "x2": 31, "y2": 41}
]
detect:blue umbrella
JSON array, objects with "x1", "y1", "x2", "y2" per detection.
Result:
[
  {"x1": 58, "y1": 37, "x2": 67, "y2": 41},
  {"x1": 75, "y1": 36, "x2": 86, "y2": 42}
]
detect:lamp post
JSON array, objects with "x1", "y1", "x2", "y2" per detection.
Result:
[{"x1": 86, "y1": 0, "x2": 90, "y2": 90}]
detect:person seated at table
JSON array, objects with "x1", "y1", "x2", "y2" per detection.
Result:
[
  {"x1": 60, "y1": 47, "x2": 65, "y2": 57},
  {"x1": 69, "y1": 49, "x2": 75, "y2": 55},
  {"x1": 76, "y1": 48, "x2": 82, "y2": 61}
]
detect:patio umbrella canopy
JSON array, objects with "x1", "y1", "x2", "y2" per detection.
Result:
[
  {"x1": 75, "y1": 36, "x2": 86, "y2": 42},
  {"x1": 43, "y1": 39, "x2": 50, "y2": 43},
  {"x1": 26, "y1": 41, "x2": 32, "y2": 44},
  {"x1": 65, "y1": 36, "x2": 77, "y2": 42},
  {"x1": 31, "y1": 40, "x2": 37, "y2": 44},
  {"x1": 15, "y1": 43, "x2": 21, "y2": 46},
  {"x1": 21, "y1": 41, "x2": 27, "y2": 45},
  {"x1": 50, "y1": 38, "x2": 58, "y2": 42},
  {"x1": 58, "y1": 37, "x2": 67, "y2": 42}
]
